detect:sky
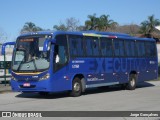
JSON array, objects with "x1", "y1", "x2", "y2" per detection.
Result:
[{"x1": 0, "y1": 0, "x2": 160, "y2": 42}]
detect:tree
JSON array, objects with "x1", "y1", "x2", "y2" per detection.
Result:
[
  {"x1": 85, "y1": 14, "x2": 118, "y2": 31},
  {"x1": 53, "y1": 24, "x2": 68, "y2": 31},
  {"x1": 98, "y1": 14, "x2": 118, "y2": 31},
  {"x1": 140, "y1": 15, "x2": 160, "y2": 37},
  {"x1": 20, "y1": 22, "x2": 43, "y2": 34},
  {"x1": 53, "y1": 17, "x2": 81, "y2": 31},
  {"x1": 66, "y1": 17, "x2": 80, "y2": 31},
  {"x1": 85, "y1": 14, "x2": 99, "y2": 30}
]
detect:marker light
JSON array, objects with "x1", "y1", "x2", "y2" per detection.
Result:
[{"x1": 108, "y1": 36, "x2": 117, "y2": 39}]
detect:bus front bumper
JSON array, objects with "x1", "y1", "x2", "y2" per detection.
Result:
[{"x1": 10, "y1": 79, "x2": 51, "y2": 92}]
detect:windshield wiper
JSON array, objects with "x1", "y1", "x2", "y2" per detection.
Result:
[
  {"x1": 17, "y1": 58, "x2": 38, "y2": 72},
  {"x1": 32, "y1": 58, "x2": 38, "y2": 72},
  {"x1": 17, "y1": 57, "x2": 25, "y2": 71}
]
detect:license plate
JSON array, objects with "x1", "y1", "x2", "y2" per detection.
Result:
[{"x1": 23, "y1": 83, "x2": 30, "y2": 87}]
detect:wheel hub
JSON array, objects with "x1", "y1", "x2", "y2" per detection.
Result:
[
  {"x1": 74, "y1": 82, "x2": 80, "y2": 92},
  {"x1": 130, "y1": 78, "x2": 135, "y2": 87}
]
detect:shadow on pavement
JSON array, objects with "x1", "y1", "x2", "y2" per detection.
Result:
[
  {"x1": 15, "y1": 81, "x2": 155, "y2": 99},
  {"x1": 136, "y1": 81, "x2": 155, "y2": 88},
  {"x1": 15, "y1": 91, "x2": 70, "y2": 99}
]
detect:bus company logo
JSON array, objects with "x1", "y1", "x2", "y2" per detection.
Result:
[
  {"x1": 2, "y1": 112, "x2": 11, "y2": 117},
  {"x1": 89, "y1": 58, "x2": 148, "y2": 73},
  {"x1": 27, "y1": 64, "x2": 30, "y2": 68}
]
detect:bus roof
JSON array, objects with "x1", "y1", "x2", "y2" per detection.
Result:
[{"x1": 18, "y1": 30, "x2": 155, "y2": 42}]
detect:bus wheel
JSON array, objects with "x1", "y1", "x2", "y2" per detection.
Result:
[
  {"x1": 70, "y1": 77, "x2": 82, "y2": 97},
  {"x1": 126, "y1": 74, "x2": 137, "y2": 90}
]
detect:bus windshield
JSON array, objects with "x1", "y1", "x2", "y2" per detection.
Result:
[{"x1": 12, "y1": 35, "x2": 51, "y2": 72}]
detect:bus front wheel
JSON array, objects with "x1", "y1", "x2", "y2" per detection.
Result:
[
  {"x1": 126, "y1": 74, "x2": 137, "y2": 90},
  {"x1": 70, "y1": 77, "x2": 82, "y2": 97}
]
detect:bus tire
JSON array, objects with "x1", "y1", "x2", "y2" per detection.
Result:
[
  {"x1": 126, "y1": 74, "x2": 137, "y2": 90},
  {"x1": 70, "y1": 77, "x2": 82, "y2": 97}
]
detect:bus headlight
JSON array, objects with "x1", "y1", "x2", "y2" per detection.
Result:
[{"x1": 39, "y1": 73, "x2": 50, "y2": 81}]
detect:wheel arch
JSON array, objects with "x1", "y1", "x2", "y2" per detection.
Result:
[
  {"x1": 129, "y1": 70, "x2": 138, "y2": 81},
  {"x1": 129, "y1": 70, "x2": 137, "y2": 75},
  {"x1": 72, "y1": 74, "x2": 86, "y2": 92}
]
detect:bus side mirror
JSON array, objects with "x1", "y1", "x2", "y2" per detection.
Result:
[
  {"x1": 43, "y1": 39, "x2": 51, "y2": 52},
  {"x1": 43, "y1": 39, "x2": 55, "y2": 52},
  {"x1": 1, "y1": 42, "x2": 15, "y2": 55}
]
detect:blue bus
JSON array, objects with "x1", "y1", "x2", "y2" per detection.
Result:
[{"x1": 3, "y1": 31, "x2": 158, "y2": 96}]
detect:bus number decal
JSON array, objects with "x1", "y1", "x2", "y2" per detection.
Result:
[{"x1": 72, "y1": 64, "x2": 79, "y2": 69}]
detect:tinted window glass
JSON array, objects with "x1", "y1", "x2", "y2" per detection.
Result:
[
  {"x1": 137, "y1": 41, "x2": 146, "y2": 57},
  {"x1": 114, "y1": 40, "x2": 125, "y2": 57},
  {"x1": 85, "y1": 37, "x2": 100, "y2": 57},
  {"x1": 69, "y1": 35, "x2": 84, "y2": 57},
  {"x1": 85, "y1": 37, "x2": 93, "y2": 56},
  {"x1": 100, "y1": 38, "x2": 113, "y2": 57},
  {"x1": 125, "y1": 40, "x2": 136, "y2": 57},
  {"x1": 92, "y1": 38, "x2": 99, "y2": 56},
  {"x1": 54, "y1": 35, "x2": 68, "y2": 71},
  {"x1": 146, "y1": 42, "x2": 156, "y2": 57}
]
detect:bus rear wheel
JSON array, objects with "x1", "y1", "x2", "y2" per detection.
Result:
[
  {"x1": 70, "y1": 77, "x2": 82, "y2": 97},
  {"x1": 126, "y1": 74, "x2": 137, "y2": 90}
]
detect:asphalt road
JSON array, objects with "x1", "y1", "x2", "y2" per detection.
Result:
[{"x1": 0, "y1": 81, "x2": 160, "y2": 120}]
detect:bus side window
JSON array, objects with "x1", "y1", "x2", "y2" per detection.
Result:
[
  {"x1": 125, "y1": 40, "x2": 136, "y2": 57},
  {"x1": 100, "y1": 37, "x2": 113, "y2": 57},
  {"x1": 85, "y1": 37, "x2": 93, "y2": 56},
  {"x1": 85, "y1": 37, "x2": 99, "y2": 57},
  {"x1": 114, "y1": 39, "x2": 125, "y2": 57},
  {"x1": 146, "y1": 42, "x2": 156, "y2": 57},
  {"x1": 54, "y1": 35, "x2": 68, "y2": 72},
  {"x1": 56, "y1": 45, "x2": 67, "y2": 64},
  {"x1": 69, "y1": 35, "x2": 84, "y2": 57},
  {"x1": 137, "y1": 41, "x2": 146, "y2": 57},
  {"x1": 92, "y1": 38, "x2": 99, "y2": 56}
]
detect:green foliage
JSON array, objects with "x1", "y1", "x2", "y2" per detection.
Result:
[
  {"x1": 85, "y1": 13, "x2": 98, "y2": 30},
  {"x1": 20, "y1": 22, "x2": 43, "y2": 34},
  {"x1": 140, "y1": 15, "x2": 160, "y2": 36},
  {"x1": 85, "y1": 14, "x2": 118, "y2": 31},
  {"x1": 53, "y1": 24, "x2": 68, "y2": 31},
  {"x1": 20, "y1": 14, "x2": 160, "y2": 36}
]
